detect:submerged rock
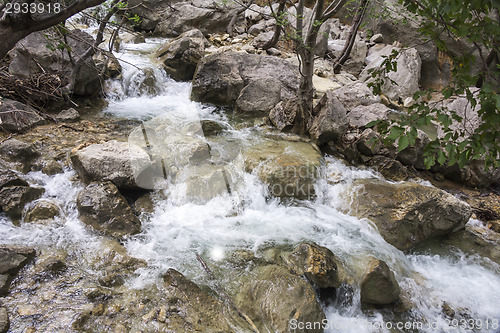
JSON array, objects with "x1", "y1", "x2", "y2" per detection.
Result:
[
  {"x1": 0, "y1": 99, "x2": 46, "y2": 133},
  {"x1": 243, "y1": 138, "x2": 324, "y2": 199},
  {"x1": 350, "y1": 179, "x2": 472, "y2": 250},
  {"x1": 24, "y1": 199, "x2": 61, "y2": 224},
  {"x1": 76, "y1": 181, "x2": 141, "y2": 239},
  {"x1": 360, "y1": 258, "x2": 400, "y2": 305},
  {"x1": 235, "y1": 264, "x2": 326, "y2": 333},
  {"x1": 0, "y1": 245, "x2": 36, "y2": 296},
  {"x1": 0, "y1": 185, "x2": 45, "y2": 221},
  {"x1": 155, "y1": 29, "x2": 209, "y2": 81}
]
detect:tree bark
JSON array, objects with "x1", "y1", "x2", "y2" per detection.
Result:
[{"x1": 0, "y1": 0, "x2": 106, "y2": 59}]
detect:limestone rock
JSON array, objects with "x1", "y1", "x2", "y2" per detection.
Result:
[
  {"x1": 76, "y1": 181, "x2": 141, "y2": 239},
  {"x1": 350, "y1": 179, "x2": 472, "y2": 250},
  {"x1": 360, "y1": 258, "x2": 400, "y2": 305},
  {"x1": 0, "y1": 138, "x2": 39, "y2": 173},
  {"x1": 269, "y1": 99, "x2": 298, "y2": 132},
  {"x1": 155, "y1": 29, "x2": 208, "y2": 81},
  {"x1": 24, "y1": 199, "x2": 61, "y2": 224},
  {"x1": 0, "y1": 185, "x2": 45, "y2": 220},
  {"x1": 235, "y1": 78, "x2": 281, "y2": 116},
  {"x1": 56, "y1": 108, "x2": 80, "y2": 123},
  {"x1": 347, "y1": 103, "x2": 390, "y2": 128},
  {"x1": 332, "y1": 81, "x2": 380, "y2": 111},
  {"x1": 0, "y1": 99, "x2": 46, "y2": 133},
  {"x1": 309, "y1": 91, "x2": 348, "y2": 145},
  {"x1": 0, "y1": 306, "x2": 8, "y2": 333}
]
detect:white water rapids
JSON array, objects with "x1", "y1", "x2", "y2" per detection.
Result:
[{"x1": 1, "y1": 36, "x2": 499, "y2": 333}]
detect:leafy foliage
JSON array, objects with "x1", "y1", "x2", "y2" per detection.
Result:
[{"x1": 369, "y1": 0, "x2": 500, "y2": 170}]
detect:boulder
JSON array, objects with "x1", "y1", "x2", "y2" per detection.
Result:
[
  {"x1": 396, "y1": 129, "x2": 430, "y2": 170},
  {"x1": 368, "y1": 156, "x2": 409, "y2": 181},
  {"x1": 0, "y1": 185, "x2": 45, "y2": 220},
  {"x1": 126, "y1": 0, "x2": 170, "y2": 31},
  {"x1": 24, "y1": 199, "x2": 61, "y2": 224},
  {"x1": 350, "y1": 179, "x2": 472, "y2": 250},
  {"x1": 235, "y1": 78, "x2": 281, "y2": 116},
  {"x1": 71, "y1": 140, "x2": 148, "y2": 190},
  {"x1": 0, "y1": 138, "x2": 39, "y2": 173},
  {"x1": 56, "y1": 108, "x2": 80, "y2": 123},
  {"x1": 313, "y1": 75, "x2": 342, "y2": 94},
  {"x1": 155, "y1": 29, "x2": 209, "y2": 81},
  {"x1": 154, "y1": 1, "x2": 241, "y2": 37},
  {"x1": 361, "y1": 45, "x2": 421, "y2": 102},
  {"x1": 0, "y1": 245, "x2": 36, "y2": 296},
  {"x1": 253, "y1": 31, "x2": 274, "y2": 48},
  {"x1": 282, "y1": 242, "x2": 343, "y2": 289},
  {"x1": 0, "y1": 169, "x2": 28, "y2": 189},
  {"x1": 191, "y1": 51, "x2": 299, "y2": 106},
  {"x1": 332, "y1": 81, "x2": 380, "y2": 111},
  {"x1": 0, "y1": 99, "x2": 46, "y2": 133},
  {"x1": 235, "y1": 264, "x2": 326, "y2": 333},
  {"x1": 9, "y1": 30, "x2": 100, "y2": 96},
  {"x1": 200, "y1": 120, "x2": 227, "y2": 136},
  {"x1": 360, "y1": 258, "x2": 400, "y2": 305},
  {"x1": 269, "y1": 99, "x2": 298, "y2": 132},
  {"x1": 0, "y1": 306, "x2": 8, "y2": 333},
  {"x1": 244, "y1": 3, "x2": 278, "y2": 22},
  {"x1": 309, "y1": 91, "x2": 348, "y2": 145},
  {"x1": 243, "y1": 138, "x2": 324, "y2": 199},
  {"x1": 328, "y1": 39, "x2": 367, "y2": 75},
  {"x1": 76, "y1": 181, "x2": 141, "y2": 239},
  {"x1": 347, "y1": 103, "x2": 390, "y2": 128}
]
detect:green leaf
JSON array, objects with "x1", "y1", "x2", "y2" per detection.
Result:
[
  {"x1": 365, "y1": 120, "x2": 381, "y2": 128},
  {"x1": 437, "y1": 150, "x2": 447, "y2": 165},
  {"x1": 387, "y1": 126, "x2": 404, "y2": 141},
  {"x1": 397, "y1": 135, "x2": 409, "y2": 152}
]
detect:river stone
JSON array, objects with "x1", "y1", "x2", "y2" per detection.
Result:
[
  {"x1": 0, "y1": 275, "x2": 9, "y2": 295},
  {"x1": 155, "y1": 29, "x2": 209, "y2": 81},
  {"x1": 0, "y1": 168, "x2": 27, "y2": 189},
  {"x1": 282, "y1": 242, "x2": 343, "y2": 289},
  {"x1": 200, "y1": 120, "x2": 226, "y2": 136},
  {"x1": 332, "y1": 81, "x2": 380, "y2": 111},
  {"x1": 361, "y1": 45, "x2": 421, "y2": 102},
  {"x1": 269, "y1": 98, "x2": 298, "y2": 131},
  {"x1": 309, "y1": 91, "x2": 348, "y2": 145},
  {"x1": 162, "y1": 269, "x2": 238, "y2": 332},
  {"x1": 0, "y1": 99, "x2": 46, "y2": 133},
  {"x1": 360, "y1": 258, "x2": 400, "y2": 305},
  {"x1": 76, "y1": 181, "x2": 141, "y2": 239},
  {"x1": 235, "y1": 264, "x2": 326, "y2": 333},
  {"x1": 0, "y1": 306, "x2": 8, "y2": 333},
  {"x1": 350, "y1": 179, "x2": 472, "y2": 250},
  {"x1": 368, "y1": 156, "x2": 409, "y2": 181},
  {"x1": 71, "y1": 140, "x2": 148, "y2": 190},
  {"x1": 0, "y1": 185, "x2": 45, "y2": 220},
  {"x1": 191, "y1": 51, "x2": 299, "y2": 106},
  {"x1": 56, "y1": 108, "x2": 80, "y2": 122},
  {"x1": 243, "y1": 139, "x2": 324, "y2": 199},
  {"x1": 0, "y1": 245, "x2": 36, "y2": 296},
  {"x1": 24, "y1": 200, "x2": 61, "y2": 224},
  {"x1": 0, "y1": 138, "x2": 40, "y2": 173},
  {"x1": 235, "y1": 78, "x2": 281, "y2": 116},
  {"x1": 347, "y1": 103, "x2": 390, "y2": 128}
]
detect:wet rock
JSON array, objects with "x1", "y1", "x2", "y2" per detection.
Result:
[
  {"x1": 269, "y1": 98, "x2": 298, "y2": 131},
  {"x1": 368, "y1": 156, "x2": 409, "y2": 181},
  {"x1": 76, "y1": 181, "x2": 141, "y2": 239},
  {"x1": 243, "y1": 139, "x2": 324, "y2": 199},
  {"x1": 98, "y1": 273, "x2": 125, "y2": 287},
  {"x1": 361, "y1": 45, "x2": 421, "y2": 102},
  {"x1": 34, "y1": 249, "x2": 67, "y2": 277},
  {"x1": 396, "y1": 129, "x2": 430, "y2": 170},
  {"x1": 0, "y1": 185, "x2": 45, "y2": 220},
  {"x1": 200, "y1": 120, "x2": 226, "y2": 136},
  {"x1": 24, "y1": 199, "x2": 61, "y2": 224},
  {"x1": 235, "y1": 264, "x2": 326, "y2": 333},
  {"x1": 0, "y1": 168, "x2": 28, "y2": 189},
  {"x1": 360, "y1": 258, "x2": 400, "y2": 305},
  {"x1": 155, "y1": 29, "x2": 209, "y2": 81},
  {"x1": 332, "y1": 81, "x2": 380, "y2": 111},
  {"x1": 56, "y1": 108, "x2": 80, "y2": 122},
  {"x1": 235, "y1": 78, "x2": 281, "y2": 116},
  {"x1": 309, "y1": 90, "x2": 348, "y2": 145},
  {"x1": 0, "y1": 306, "x2": 8, "y2": 333},
  {"x1": 9, "y1": 30, "x2": 101, "y2": 96},
  {"x1": 282, "y1": 242, "x2": 343, "y2": 289},
  {"x1": 350, "y1": 179, "x2": 472, "y2": 250},
  {"x1": 71, "y1": 140, "x2": 148, "y2": 190},
  {"x1": 191, "y1": 51, "x2": 299, "y2": 106},
  {"x1": 0, "y1": 138, "x2": 40, "y2": 173},
  {"x1": 131, "y1": 193, "x2": 155, "y2": 215},
  {"x1": 347, "y1": 103, "x2": 390, "y2": 128},
  {"x1": 162, "y1": 269, "x2": 238, "y2": 332},
  {"x1": 0, "y1": 245, "x2": 36, "y2": 296},
  {"x1": 0, "y1": 99, "x2": 46, "y2": 133},
  {"x1": 41, "y1": 159, "x2": 63, "y2": 175}
]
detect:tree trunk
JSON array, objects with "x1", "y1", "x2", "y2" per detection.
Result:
[{"x1": 294, "y1": 48, "x2": 315, "y2": 135}]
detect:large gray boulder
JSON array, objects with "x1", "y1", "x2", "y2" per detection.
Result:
[
  {"x1": 191, "y1": 51, "x2": 299, "y2": 106},
  {"x1": 0, "y1": 138, "x2": 39, "y2": 173},
  {"x1": 350, "y1": 179, "x2": 472, "y2": 250},
  {"x1": 155, "y1": 29, "x2": 209, "y2": 81},
  {"x1": 361, "y1": 45, "x2": 422, "y2": 102},
  {"x1": 308, "y1": 91, "x2": 348, "y2": 145},
  {"x1": 360, "y1": 258, "x2": 400, "y2": 305},
  {"x1": 235, "y1": 264, "x2": 326, "y2": 333},
  {"x1": 235, "y1": 78, "x2": 281, "y2": 116},
  {"x1": 328, "y1": 39, "x2": 367, "y2": 75},
  {"x1": 332, "y1": 81, "x2": 380, "y2": 111},
  {"x1": 269, "y1": 98, "x2": 299, "y2": 132},
  {"x1": 9, "y1": 30, "x2": 100, "y2": 96},
  {"x1": 0, "y1": 99, "x2": 46, "y2": 133},
  {"x1": 71, "y1": 140, "x2": 149, "y2": 190},
  {"x1": 76, "y1": 181, "x2": 141, "y2": 239},
  {"x1": 347, "y1": 103, "x2": 390, "y2": 128}
]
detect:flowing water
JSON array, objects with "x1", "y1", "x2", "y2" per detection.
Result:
[{"x1": 1, "y1": 35, "x2": 499, "y2": 333}]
